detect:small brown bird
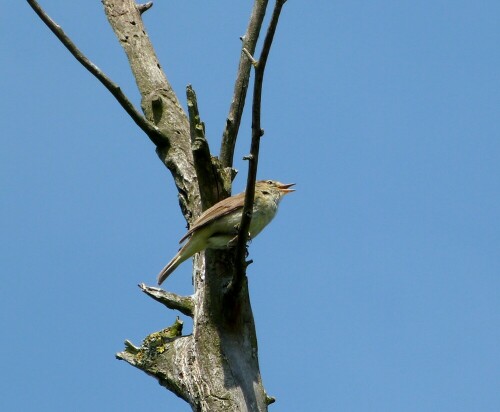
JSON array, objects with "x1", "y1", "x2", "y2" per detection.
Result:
[{"x1": 157, "y1": 180, "x2": 295, "y2": 285}]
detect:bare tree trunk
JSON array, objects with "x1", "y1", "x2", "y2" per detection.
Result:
[
  {"x1": 28, "y1": 0, "x2": 287, "y2": 410},
  {"x1": 123, "y1": 264, "x2": 270, "y2": 411}
]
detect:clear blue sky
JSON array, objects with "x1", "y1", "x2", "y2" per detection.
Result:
[{"x1": 2, "y1": 1, "x2": 499, "y2": 411}]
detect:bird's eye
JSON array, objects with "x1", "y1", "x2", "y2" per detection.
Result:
[{"x1": 267, "y1": 180, "x2": 273, "y2": 184}]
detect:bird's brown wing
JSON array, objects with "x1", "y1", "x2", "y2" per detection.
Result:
[{"x1": 179, "y1": 192, "x2": 245, "y2": 243}]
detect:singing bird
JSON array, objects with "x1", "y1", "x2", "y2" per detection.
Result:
[{"x1": 157, "y1": 180, "x2": 295, "y2": 285}]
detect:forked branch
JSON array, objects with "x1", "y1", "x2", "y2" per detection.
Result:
[
  {"x1": 226, "y1": 0, "x2": 288, "y2": 302},
  {"x1": 219, "y1": 0, "x2": 269, "y2": 169}
]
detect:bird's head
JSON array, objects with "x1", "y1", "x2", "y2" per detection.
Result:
[{"x1": 256, "y1": 180, "x2": 295, "y2": 199}]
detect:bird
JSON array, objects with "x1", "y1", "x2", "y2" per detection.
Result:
[{"x1": 157, "y1": 180, "x2": 295, "y2": 285}]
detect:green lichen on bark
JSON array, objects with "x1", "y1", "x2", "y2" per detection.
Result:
[{"x1": 120, "y1": 317, "x2": 183, "y2": 364}]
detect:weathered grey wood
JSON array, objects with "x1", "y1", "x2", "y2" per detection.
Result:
[{"x1": 102, "y1": 0, "x2": 200, "y2": 222}]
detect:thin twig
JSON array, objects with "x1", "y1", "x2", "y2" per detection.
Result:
[
  {"x1": 139, "y1": 283, "x2": 194, "y2": 317},
  {"x1": 26, "y1": 0, "x2": 167, "y2": 146},
  {"x1": 242, "y1": 48, "x2": 258, "y2": 67},
  {"x1": 226, "y1": 0, "x2": 287, "y2": 302},
  {"x1": 219, "y1": 0, "x2": 269, "y2": 169}
]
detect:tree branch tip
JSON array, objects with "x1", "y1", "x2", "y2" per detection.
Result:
[
  {"x1": 138, "y1": 282, "x2": 158, "y2": 292},
  {"x1": 266, "y1": 395, "x2": 277, "y2": 405},
  {"x1": 137, "y1": 2, "x2": 153, "y2": 14},
  {"x1": 242, "y1": 154, "x2": 254, "y2": 161},
  {"x1": 245, "y1": 259, "x2": 253, "y2": 268},
  {"x1": 186, "y1": 84, "x2": 195, "y2": 97},
  {"x1": 242, "y1": 48, "x2": 258, "y2": 67},
  {"x1": 123, "y1": 339, "x2": 141, "y2": 354},
  {"x1": 139, "y1": 284, "x2": 195, "y2": 317}
]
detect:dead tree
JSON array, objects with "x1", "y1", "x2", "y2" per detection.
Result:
[{"x1": 28, "y1": 0, "x2": 288, "y2": 410}]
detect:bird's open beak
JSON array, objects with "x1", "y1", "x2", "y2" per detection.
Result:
[{"x1": 278, "y1": 183, "x2": 296, "y2": 193}]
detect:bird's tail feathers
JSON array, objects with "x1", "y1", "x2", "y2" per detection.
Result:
[
  {"x1": 156, "y1": 236, "x2": 202, "y2": 285},
  {"x1": 157, "y1": 253, "x2": 182, "y2": 285}
]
